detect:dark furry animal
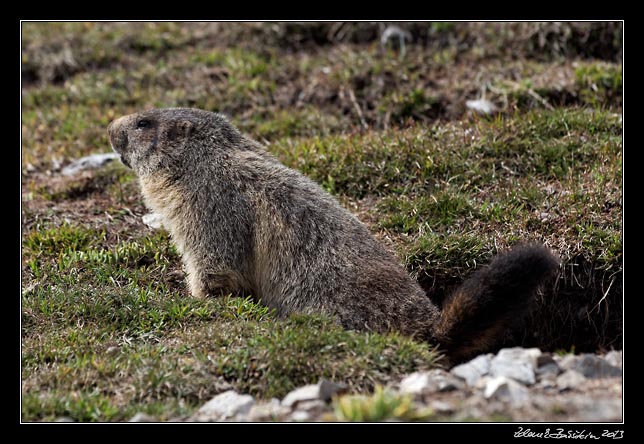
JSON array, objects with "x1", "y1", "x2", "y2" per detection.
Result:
[{"x1": 108, "y1": 108, "x2": 559, "y2": 364}]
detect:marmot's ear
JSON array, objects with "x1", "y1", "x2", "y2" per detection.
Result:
[{"x1": 167, "y1": 120, "x2": 195, "y2": 141}]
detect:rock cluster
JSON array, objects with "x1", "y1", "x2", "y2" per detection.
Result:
[{"x1": 126, "y1": 348, "x2": 622, "y2": 422}]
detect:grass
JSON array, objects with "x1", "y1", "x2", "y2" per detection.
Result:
[
  {"x1": 22, "y1": 265, "x2": 439, "y2": 421},
  {"x1": 22, "y1": 224, "x2": 439, "y2": 421},
  {"x1": 333, "y1": 385, "x2": 434, "y2": 422},
  {"x1": 22, "y1": 22, "x2": 622, "y2": 422}
]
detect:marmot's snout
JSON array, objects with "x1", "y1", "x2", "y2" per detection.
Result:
[{"x1": 107, "y1": 116, "x2": 132, "y2": 168}]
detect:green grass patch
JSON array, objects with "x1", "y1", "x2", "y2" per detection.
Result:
[
  {"x1": 22, "y1": 291, "x2": 439, "y2": 421},
  {"x1": 218, "y1": 314, "x2": 439, "y2": 398},
  {"x1": 334, "y1": 385, "x2": 434, "y2": 422},
  {"x1": 24, "y1": 223, "x2": 102, "y2": 257},
  {"x1": 575, "y1": 62, "x2": 622, "y2": 106},
  {"x1": 272, "y1": 108, "x2": 620, "y2": 198},
  {"x1": 22, "y1": 226, "x2": 439, "y2": 422},
  {"x1": 378, "y1": 191, "x2": 476, "y2": 235}
]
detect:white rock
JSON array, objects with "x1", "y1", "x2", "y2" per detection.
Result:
[
  {"x1": 483, "y1": 376, "x2": 530, "y2": 406},
  {"x1": 556, "y1": 369, "x2": 586, "y2": 391},
  {"x1": 490, "y1": 347, "x2": 540, "y2": 385},
  {"x1": 281, "y1": 384, "x2": 320, "y2": 408},
  {"x1": 193, "y1": 390, "x2": 255, "y2": 421},
  {"x1": 399, "y1": 371, "x2": 431, "y2": 395},
  {"x1": 555, "y1": 354, "x2": 581, "y2": 371},
  {"x1": 401, "y1": 369, "x2": 466, "y2": 396},
  {"x1": 466, "y1": 99, "x2": 498, "y2": 115},
  {"x1": 142, "y1": 212, "x2": 164, "y2": 230},
  {"x1": 604, "y1": 350, "x2": 622, "y2": 369},
  {"x1": 451, "y1": 353, "x2": 492, "y2": 387},
  {"x1": 496, "y1": 347, "x2": 542, "y2": 365},
  {"x1": 61, "y1": 152, "x2": 120, "y2": 176},
  {"x1": 490, "y1": 359, "x2": 535, "y2": 384}
]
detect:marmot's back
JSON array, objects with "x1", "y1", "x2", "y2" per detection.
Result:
[
  {"x1": 227, "y1": 149, "x2": 439, "y2": 335},
  {"x1": 108, "y1": 108, "x2": 559, "y2": 364}
]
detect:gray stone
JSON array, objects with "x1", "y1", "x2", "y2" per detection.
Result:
[
  {"x1": 536, "y1": 362, "x2": 561, "y2": 378},
  {"x1": 490, "y1": 347, "x2": 540, "y2": 385},
  {"x1": 555, "y1": 354, "x2": 581, "y2": 371},
  {"x1": 281, "y1": 384, "x2": 320, "y2": 408},
  {"x1": 490, "y1": 359, "x2": 535, "y2": 385},
  {"x1": 575, "y1": 355, "x2": 621, "y2": 379},
  {"x1": 142, "y1": 212, "x2": 164, "y2": 230},
  {"x1": 61, "y1": 152, "x2": 120, "y2": 176},
  {"x1": 400, "y1": 369, "x2": 466, "y2": 396},
  {"x1": 319, "y1": 379, "x2": 347, "y2": 402},
  {"x1": 281, "y1": 380, "x2": 347, "y2": 410},
  {"x1": 451, "y1": 353, "x2": 493, "y2": 386},
  {"x1": 128, "y1": 412, "x2": 158, "y2": 422},
  {"x1": 604, "y1": 350, "x2": 622, "y2": 369},
  {"x1": 556, "y1": 369, "x2": 586, "y2": 391},
  {"x1": 483, "y1": 376, "x2": 530, "y2": 406},
  {"x1": 192, "y1": 390, "x2": 255, "y2": 421}
]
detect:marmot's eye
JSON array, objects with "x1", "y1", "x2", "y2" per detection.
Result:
[{"x1": 137, "y1": 119, "x2": 151, "y2": 129}]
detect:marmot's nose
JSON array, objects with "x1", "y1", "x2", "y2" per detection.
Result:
[
  {"x1": 107, "y1": 116, "x2": 126, "y2": 137},
  {"x1": 107, "y1": 117, "x2": 127, "y2": 148},
  {"x1": 107, "y1": 119, "x2": 118, "y2": 137}
]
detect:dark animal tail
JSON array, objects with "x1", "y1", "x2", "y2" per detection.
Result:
[{"x1": 431, "y1": 244, "x2": 560, "y2": 364}]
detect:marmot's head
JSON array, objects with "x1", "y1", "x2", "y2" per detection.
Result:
[{"x1": 107, "y1": 108, "x2": 240, "y2": 176}]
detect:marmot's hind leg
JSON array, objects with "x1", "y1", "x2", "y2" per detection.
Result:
[{"x1": 186, "y1": 261, "x2": 248, "y2": 299}]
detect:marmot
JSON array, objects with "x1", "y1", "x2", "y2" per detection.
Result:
[{"x1": 107, "y1": 108, "x2": 559, "y2": 364}]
